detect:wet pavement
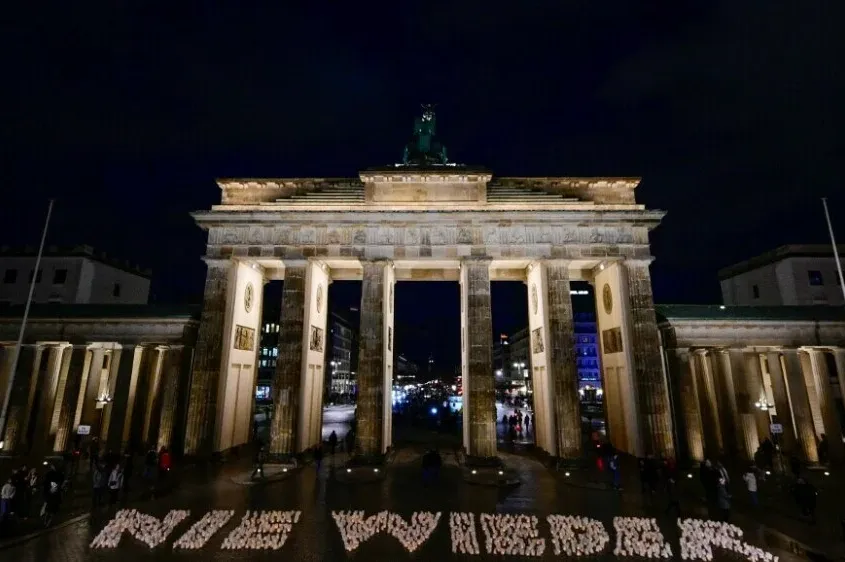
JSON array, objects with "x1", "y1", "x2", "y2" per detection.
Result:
[{"x1": 0, "y1": 448, "x2": 817, "y2": 561}]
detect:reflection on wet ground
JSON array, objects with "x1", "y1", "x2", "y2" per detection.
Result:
[{"x1": 2, "y1": 447, "x2": 810, "y2": 561}]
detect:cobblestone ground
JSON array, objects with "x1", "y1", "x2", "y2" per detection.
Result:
[{"x1": 0, "y1": 448, "x2": 820, "y2": 562}]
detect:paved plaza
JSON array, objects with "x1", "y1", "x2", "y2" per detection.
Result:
[{"x1": 0, "y1": 446, "x2": 827, "y2": 562}]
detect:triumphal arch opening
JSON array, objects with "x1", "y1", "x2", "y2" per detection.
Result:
[{"x1": 184, "y1": 109, "x2": 675, "y2": 462}]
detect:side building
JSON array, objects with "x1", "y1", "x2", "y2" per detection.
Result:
[
  {"x1": 657, "y1": 304, "x2": 845, "y2": 466},
  {"x1": 0, "y1": 245, "x2": 151, "y2": 305},
  {"x1": 0, "y1": 304, "x2": 199, "y2": 456},
  {"x1": 719, "y1": 244, "x2": 845, "y2": 307}
]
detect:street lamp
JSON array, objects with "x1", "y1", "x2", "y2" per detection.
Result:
[{"x1": 95, "y1": 392, "x2": 112, "y2": 441}]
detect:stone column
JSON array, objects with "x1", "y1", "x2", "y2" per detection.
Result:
[
  {"x1": 744, "y1": 352, "x2": 771, "y2": 442},
  {"x1": 142, "y1": 347, "x2": 166, "y2": 446},
  {"x1": 695, "y1": 350, "x2": 724, "y2": 456},
  {"x1": 0, "y1": 346, "x2": 14, "y2": 421},
  {"x1": 53, "y1": 346, "x2": 90, "y2": 453},
  {"x1": 102, "y1": 345, "x2": 137, "y2": 450},
  {"x1": 624, "y1": 261, "x2": 675, "y2": 458},
  {"x1": 269, "y1": 265, "x2": 306, "y2": 456},
  {"x1": 766, "y1": 351, "x2": 797, "y2": 452},
  {"x1": 356, "y1": 260, "x2": 392, "y2": 458},
  {"x1": 157, "y1": 346, "x2": 186, "y2": 451},
  {"x1": 807, "y1": 349, "x2": 844, "y2": 462},
  {"x1": 184, "y1": 261, "x2": 231, "y2": 456},
  {"x1": 833, "y1": 349, "x2": 845, "y2": 402},
  {"x1": 30, "y1": 345, "x2": 69, "y2": 453},
  {"x1": 782, "y1": 349, "x2": 819, "y2": 463},
  {"x1": 461, "y1": 258, "x2": 497, "y2": 459},
  {"x1": 546, "y1": 260, "x2": 581, "y2": 459},
  {"x1": 799, "y1": 350, "x2": 826, "y2": 437},
  {"x1": 123, "y1": 346, "x2": 156, "y2": 451},
  {"x1": 1, "y1": 345, "x2": 38, "y2": 453},
  {"x1": 673, "y1": 349, "x2": 704, "y2": 462},
  {"x1": 727, "y1": 349, "x2": 760, "y2": 461},
  {"x1": 77, "y1": 348, "x2": 106, "y2": 430},
  {"x1": 98, "y1": 350, "x2": 122, "y2": 442}
]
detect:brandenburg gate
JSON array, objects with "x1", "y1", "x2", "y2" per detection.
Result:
[{"x1": 183, "y1": 109, "x2": 675, "y2": 462}]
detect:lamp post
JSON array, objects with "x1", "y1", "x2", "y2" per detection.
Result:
[{"x1": 96, "y1": 392, "x2": 113, "y2": 442}]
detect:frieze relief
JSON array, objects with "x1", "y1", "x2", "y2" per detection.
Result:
[{"x1": 204, "y1": 225, "x2": 638, "y2": 249}]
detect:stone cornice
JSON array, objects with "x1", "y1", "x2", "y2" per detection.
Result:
[{"x1": 193, "y1": 209, "x2": 664, "y2": 226}]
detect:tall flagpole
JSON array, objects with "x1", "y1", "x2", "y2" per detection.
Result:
[
  {"x1": 0, "y1": 199, "x2": 54, "y2": 450},
  {"x1": 822, "y1": 198, "x2": 845, "y2": 304}
]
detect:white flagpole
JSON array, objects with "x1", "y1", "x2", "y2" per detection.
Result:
[
  {"x1": 0, "y1": 199, "x2": 54, "y2": 450},
  {"x1": 822, "y1": 198, "x2": 845, "y2": 304}
]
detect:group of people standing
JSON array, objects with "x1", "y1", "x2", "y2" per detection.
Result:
[{"x1": 1, "y1": 462, "x2": 66, "y2": 527}]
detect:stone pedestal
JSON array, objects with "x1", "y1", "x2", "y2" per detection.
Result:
[
  {"x1": 675, "y1": 349, "x2": 704, "y2": 462},
  {"x1": 546, "y1": 261, "x2": 581, "y2": 459},
  {"x1": 624, "y1": 261, "x2": 675, "y2": 458},
  {"x1": 356, "y1": 260, "x2": 393, "y2": 458},
  {"x1": 184, "y1": 262, "x2": 230, "y2": 456},
  {"x1": 270, "y1": 265, "x2": 306, "y2": 456},
  {"x1": 461, "y1": 258, "x2": 496, "y2": 460}
]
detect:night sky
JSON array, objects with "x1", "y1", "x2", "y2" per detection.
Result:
[{"x1": 2, "y1": 3, "x2": 843, "y2": 368}]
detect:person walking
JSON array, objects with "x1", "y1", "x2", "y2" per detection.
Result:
[
  {"x1": 328, "y1": 431, "x2": 338, "y2": 457},
  {"x1": 716, "y1": 477, "x2": 731, "y2": 521},
  {"x1": 742, "y1": 465, "x2": 758, "y2": 507},
  {"x1": 107, "y1": 465, "x2": 124, "y2": 506},
  {"x1": 313, "y1": 444, "x2": 324, "y2": 475},
  {"x1": 609, "y1": 453, "x2": 621, "y2": 490},
  {"x1": 91, "y1": 463, "x2": 106, "y2": 509},
  {"x1": 41, "y1": 464, "x2": 63, "y2": 526},
  {"x1": 251, "y1": 442, "x2": 266, "y2": 480}
]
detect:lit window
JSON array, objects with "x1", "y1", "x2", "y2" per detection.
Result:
[{"x1": 808, "y1": 270, "x2": 823, "y2": 286}]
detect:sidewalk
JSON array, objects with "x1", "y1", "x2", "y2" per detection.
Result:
[{"x1": 556, "y1": 453, "x2": 845, "y2": 559}]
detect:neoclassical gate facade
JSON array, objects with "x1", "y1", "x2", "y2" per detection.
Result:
[{"x1": 183, "y1": 166, "x2": 675, "y2": 461}]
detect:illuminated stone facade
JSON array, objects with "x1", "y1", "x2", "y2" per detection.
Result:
[
  {"x1": 658, "y1": 305, "x2": 845, "y2": 464},
  {"x1": 187, "y1": 166, "x2": 672, "y2": 462},
  {"x1": 0, "y1": 305, "x2": 198, "y2": 455}
]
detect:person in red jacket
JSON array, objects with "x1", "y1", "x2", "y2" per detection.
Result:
[{"x1": 157, "y1": 447, "x2": 171, "y2": 489}]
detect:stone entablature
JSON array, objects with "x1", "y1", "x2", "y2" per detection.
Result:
[
  {"x1": 659, "y1": 319, "x2": 845, "y2": 349},
  {"x1": 196, "y1": 214, "x2": 660, "y2": 266},
  {"x1": 215, "y1": 176, "x2": 641, "y2": 207}
]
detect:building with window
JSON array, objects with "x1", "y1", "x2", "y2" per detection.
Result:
[
  {"x1": 327, "y1": 312, "x2": 356, "y2": 401},
  {"x1": 719, "y1": 245, "x2": 845, "y2": 307},
  {"x1": 509, "y1": 327, "x2": 531, "y2": 384},
  {"x1": 395, "y1": 353, "x2": 419, "y2": 384},
  {"x1": 574, "y1": 312, "x2": 602, "y2": 401},
  {"x1": 0, "y1": 245, "x2": 151, "y2": 305},
  {"x1": 255, "y1": 311, "x2": 357, "y2": 405}
]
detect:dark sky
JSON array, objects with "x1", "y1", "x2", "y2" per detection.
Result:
[{"x1": 1, "y1": 3, "x2": 843, "y2": 367}]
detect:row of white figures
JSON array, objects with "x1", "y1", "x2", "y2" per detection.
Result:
[
  {"x1": 548, "y1": 515, "x2": 610, "y2": 556},
  {"x1": 679, "y1": 519, "x2": 778, "y2": 562},
  {"x1": 331, "y1": 510, "x2": 441, "y2": 553},
  {"x1": 173, "y1": 510, "x2": 235, "y2": 549},
  {"x1": 90, "y1": 509, "x2": 190, "y2": 549},
  {"x1": 221, "y1": 510, "x2": 301, "y2": 550},
  {"x1": 449, "y1": 512, "x2": 481, "y2": 555},
  {"x1": 613, "y1": 517, "x2": 673, "y2": 559},
  {"x1": 479, "y1": 513, "x2": 546, "y2": 556}
]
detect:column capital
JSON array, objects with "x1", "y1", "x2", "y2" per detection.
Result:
[
  {"x1": 201, "y1": 257, "x2": 233, "y2": 269},
  {"x1": 623, "y1": 258, "x2": 656, "y2": 268}
]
